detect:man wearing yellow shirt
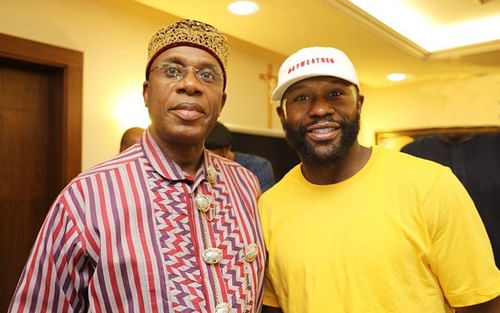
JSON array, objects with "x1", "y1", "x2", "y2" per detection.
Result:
[{"x1": 259, "y1": 46, "x2": 500, "y2": 313}]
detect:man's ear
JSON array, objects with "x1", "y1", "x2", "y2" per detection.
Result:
[
  {"x1": 219, "y1": 92, "x2": 227, "y2": 115},
  {"x1": 142, "y1": 80, "x2": 149, "y2": 108},
  {"x1": 357, "y1": 93, "x2": 364, "y2": 113},
  {"x1": 276, "y1": 105, "x2": 287, "y2": 130}
]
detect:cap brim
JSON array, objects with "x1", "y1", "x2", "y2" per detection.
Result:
[{"x1": 272, "y1": 73, "x2": 320, "y2": 101}]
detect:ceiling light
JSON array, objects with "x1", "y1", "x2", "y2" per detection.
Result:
[
  {"x1": 228, "y1": 1, "x2": 259, "y2": 16},
  {"x1": 386, "y1": 73, "x2": 407, "y2": 82}
]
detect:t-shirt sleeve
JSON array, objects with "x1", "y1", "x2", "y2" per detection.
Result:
[{"x1": 424, "y1": 168, "x2": 500, "y2": 307}]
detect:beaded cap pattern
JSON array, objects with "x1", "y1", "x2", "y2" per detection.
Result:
[{"x1": 146, "y1": 19, "x2": 229, "y2": 86}]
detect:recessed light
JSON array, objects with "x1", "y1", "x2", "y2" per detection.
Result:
[
  {"x1": 228, "y1": 1, "x2": 259, "y2": 16},
  {"x1": 386, "y1": 73, "x2": 408, "y2": 82}
]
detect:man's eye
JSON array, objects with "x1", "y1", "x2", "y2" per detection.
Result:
[
  {"x1": 164, "y1": 66, "x2": 182, "y2": 77},
  {"x1": 198, "y1": 69, "x2": 216, "y2": 81},
  {"x1": 294, "y1": 95, "x2": 310, "y2": 102},
  {"x1": 328, "y1": 90, "x2": 343, "y2": 97}
]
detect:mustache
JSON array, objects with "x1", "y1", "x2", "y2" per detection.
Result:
[{"x1": 301, "y1": 116, "x2": 349, "y2": 131}]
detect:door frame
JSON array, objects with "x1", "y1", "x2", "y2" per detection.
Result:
[{"x1": 0, "y1": 32, "x2": 83, "y2": 184}]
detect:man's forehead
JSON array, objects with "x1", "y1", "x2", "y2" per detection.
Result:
[{"x1": 153, "y1": 46, "x2": 221, "y2": 68}]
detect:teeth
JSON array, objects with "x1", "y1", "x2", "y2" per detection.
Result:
[{"x1": 311, "y1": 128, "x2": 336, "y2": 134}]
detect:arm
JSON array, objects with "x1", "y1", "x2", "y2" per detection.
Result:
[
  {"x1": 422, "y1": 170, "x2": 500, "y2": 312},
  {"x1": 262, "y1": 305, "x2": 284, "y2": 313},
  {"x1": 455, "y1": 296, "x2": 500, "y2": 313},
  {"x1": 9, "y1": 197, "x2": 89, "y2": 313}
]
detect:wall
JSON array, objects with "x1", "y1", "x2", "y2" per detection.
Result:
[
  {"x1": 2, "y1": 0, "x2": 500, "y2": 170},
  {"x1": 1, "y1": 0, "x2": 284, "y2": 170},
  {"x1": 360, "y1": 72, "x2": 500, "y2": 145}
]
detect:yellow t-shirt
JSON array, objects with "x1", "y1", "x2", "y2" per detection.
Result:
[{"x1": 259, "y1": 146, "x2": 500, "y2": 313}]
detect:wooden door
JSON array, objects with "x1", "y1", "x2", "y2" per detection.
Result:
[
  {"x1": 0, "y1": 34, "x2": 82, "y2": 312},
  {"x1": 0, "y1": 59, "x2": 57, "y2": 311}
]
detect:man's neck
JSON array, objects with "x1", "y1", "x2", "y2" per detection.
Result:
[
  {"x1": 151, "y1": 132, "x2": 204, "y2": 177},
  {"x1": 300, "y1": 144, "x2": 371, "y2": 185},
  {"x1": 174, "y1": 151, "x2": 204, "y2": 177}
]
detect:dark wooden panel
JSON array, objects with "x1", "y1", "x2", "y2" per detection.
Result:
[
  {"x1": 0, "y1": 32, "x2": 83, "y2": 184},
  {"x1": 0, "y1": 62, "x2": 53, "y2": 312}
]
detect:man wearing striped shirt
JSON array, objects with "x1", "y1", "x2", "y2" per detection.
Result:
[{"x1": 9, "y1": 19, "x2": 265, "y2": 313}]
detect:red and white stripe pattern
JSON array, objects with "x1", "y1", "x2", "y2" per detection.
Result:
[{"x1": 9, "y1": 130, "x2": 265, "y2": 313}]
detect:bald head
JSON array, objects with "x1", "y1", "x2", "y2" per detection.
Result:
[{"x1": 120, "y1": 127, "x2": 145, "y2": 152}]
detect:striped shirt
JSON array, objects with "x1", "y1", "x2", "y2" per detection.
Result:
[{"x1": 9, "y1": 130, "x2": 265, "y2": 313}]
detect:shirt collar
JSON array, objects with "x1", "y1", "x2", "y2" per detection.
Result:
[{"x1": 141, "y1": 129, "x2": 217, "y2": 188}]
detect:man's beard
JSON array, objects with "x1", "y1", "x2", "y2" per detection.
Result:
[{"x1": 284, "y1": 112, "x2": 360, "y2": 165}]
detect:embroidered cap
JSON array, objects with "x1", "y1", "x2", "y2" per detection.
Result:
[
  {"x1": 272, "y1": 46, "x2": 360, "y2": 101},
  {"x1": 146, "y1": 19, "x2": 229, "y2": 89}
]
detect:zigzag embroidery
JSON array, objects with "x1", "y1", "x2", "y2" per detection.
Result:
[
  {"x1": 151, "y1": 177, "x2": 207, "y2": 312},
  {"x1": 209, "y1": 181, "x2": 249, "y2": 310}
]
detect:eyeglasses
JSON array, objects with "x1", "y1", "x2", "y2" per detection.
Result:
[{"x1": 149, "y1": 62, "x2": 223, "y2": 85}]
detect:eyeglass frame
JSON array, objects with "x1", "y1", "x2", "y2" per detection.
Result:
[{"x1": 148, "y1": 62, "x2": 224, "y2": 86}]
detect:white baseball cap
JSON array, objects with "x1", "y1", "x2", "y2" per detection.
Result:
[{"x1": 272, "y1": 46, "x2": 360, "y2": 101}]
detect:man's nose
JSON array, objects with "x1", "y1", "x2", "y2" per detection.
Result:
[
  {"x1": 175, "y1": 69, "x2": 202, "y2": 95},
  {"x1": 309, "y1": 97, "x2": 335, "y2": 117}
]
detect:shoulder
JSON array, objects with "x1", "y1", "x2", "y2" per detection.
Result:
[
  {"x1": 80, "y1": 146, "x2": 144, "y2": 178},
  {"x1": 234, "y1": 152, "x2": 273, "y2": 173},
  {"x1": 370, "y1": 146, "x2": 464, "y2": 202},
  {"x1": 52, "y1": 146, "x2": 150, "y2": 217},
  {"x1": 235, "y1": 151, "x2": 269, "y2": 164},
  {"x1": 344, "y1": 147, "x2": 457, "y2": 203},
  {"x1": 259, "y1": 165, "x2": 300, "y2": 200},
  {"x1": 210, "y1": 152, "x2": 260, "y2": 187},
  {"x1": 373, "y1": 145, "x2": 448, "y2": 174}
]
